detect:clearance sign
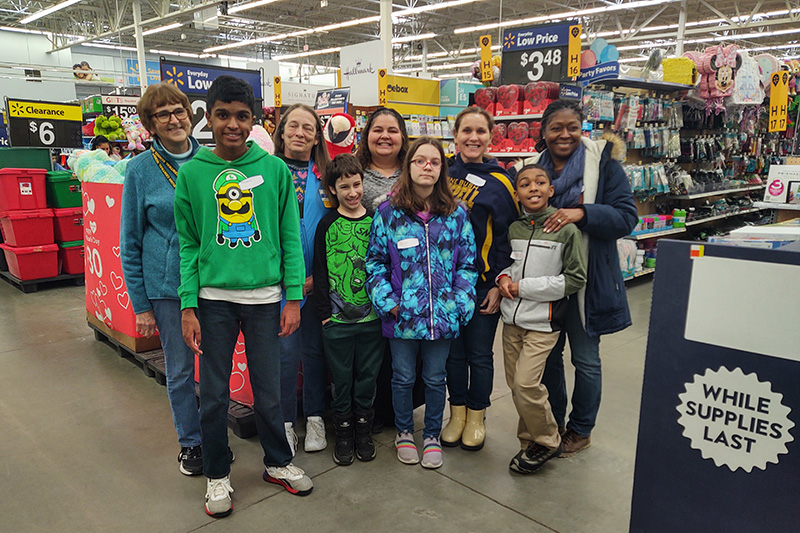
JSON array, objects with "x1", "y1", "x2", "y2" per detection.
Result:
[{"x1": 5, "y1": 98, "x2": 82, "y2": 148}]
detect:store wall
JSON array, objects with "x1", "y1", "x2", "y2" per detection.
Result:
[{"x1": 0, "y1": 31, "x2": 76, "y2": 102}]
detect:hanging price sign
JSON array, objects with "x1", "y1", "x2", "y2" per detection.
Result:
[
  {"x1": 501, "y1": 20, "x2": 582, "y2": 85},
  {"x1": 4, "y1": 97, "x2": 82, "y2": 148},
  {"x1": 769, "y1": 71, "x2": 789, "y2": 133},
  {"x1": 101, "y1": 95, "x2": 139, "y2": 120}
]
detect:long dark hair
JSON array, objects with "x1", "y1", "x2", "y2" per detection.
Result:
[
  {"x1": 391, "y1": 136, "x2": 457, "y2": 217},
  {"x1": 356, "y1": 107, "x2": 409, "y2": 169},
  {"x1": 536, "y1": 99, "x2": 585, "y2": 152},
  {"x1": 273, "y1": 103, "x2": 331, "y2": 178}
]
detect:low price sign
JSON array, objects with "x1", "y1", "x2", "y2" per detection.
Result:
[
  {"x1": 501, "y1": 21, "x2": 581, "y2": 84},
  {"x1": 5, "y1": 97, "x2": 82, "y2": 148}
]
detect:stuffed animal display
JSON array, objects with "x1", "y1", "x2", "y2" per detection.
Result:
[
  {"x1": 67, "y1": 149, "x2": 128, "y2": 184},
  {"x1": 323, "y1": 113, "x2": 357, "y2": 157},
  {"x1": 686, "y1": 44, "x2": 742, "y2": 114},
  {"x1": 122, "y1": 115, "x2": 151, "y2": 152},
  {"x1": 93, "y1": 114, "x2": 125, "y2": 141},
  {"x1": 247, "y1": 124, "x2": 275, "y2": 154}
]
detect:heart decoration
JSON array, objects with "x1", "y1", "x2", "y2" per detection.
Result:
[
  {"x1": 237, "y1": 362, "x2": 247, "y2": 371},
  {"x1": 112, "y1": 246, "x2": 121, "y2": 258},
  {"x1": 234, "y1": 341, "x2": 246, "y2": 354},
  {"x1": 117, "y1": 291, "x2": 130, "y2": 309},
  {"x1": 105, "y1": 195, "x2": 115, "y2": 208},
  {"x1": 98, "y1": 280, "x2": 108, "y2": 295},
  {"x1": 508, "y1": 122, "x2": 529, "y2": 145},
  {"x1": 88, "y1": 221, "x2": 97, "y2": 234},
  {"x1": 110, "y1": 271, "x2": 124, "y2": 291},
  {"x1": 474, "y1": 87, "x2": 496, "y2": 110},
  {"x1": 229, "y1": 372, "x2": 246, "y2": 393},
  {"x1": 528, "y1": 121, "x2": 542, "y2": 139},
  {"x1": 497, "y1": 84, "x2": 520, "y2": 109},
  {"x1": 90, "y1": 290, "x2": 99, "y2": 310},
  {"x1": 491, "y1": 123, "x2": 507, "y2": 146},
  {"x1": 87, "y1": 198, "x2": 96, "y2": 215},
  {"x1": 83, "y1": 193, "x2": 90, "y2": 215}
]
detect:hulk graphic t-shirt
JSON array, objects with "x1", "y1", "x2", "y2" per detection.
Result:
[{"x1": 313, "y1": 211, "x2": 377, "y2": 324}]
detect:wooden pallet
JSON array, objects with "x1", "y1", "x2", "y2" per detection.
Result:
[
  {"x1": 88, "y1": 320, "x2": 257, "y2": 439},
  {"x1": 0, "y1": 270, "x2": 84, "y2": 293}
]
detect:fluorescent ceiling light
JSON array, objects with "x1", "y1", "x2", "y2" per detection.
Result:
[
  {"x1": 206, "y1": 0, "x2": 479, "y2": 53},
  {"x1": 400, "y1": 44, "x2": 501, "y2": 63},
  {"x1": 142, "y1": 22, "x2": 182, "y2": 36},
  {"x1": 216, "y1": 54, "x2": 253, "y2": 61},
  {"x1": 436, "y1": 72, "x2": 473, "y2": 79},
  {"x1": 228, "y1": 0, "x2": 282, "y2": 15},
  {"x1": 393, "y1": 33, "x2": 437, "y2": 44},
  {"x1": 618, "y1": 57, "x2": 649, "y2": 63},
  {"x1": 274, "y1": 46, "x2": 341, "y2": 60},
  {"x1": 20, "y1": 0, "x2": 81, "y2": 24},
  {"x1": 150, "y1": 48, "x2": 202, "y2": 58},
  {"x1": 83, "y1": 42, "x2": 138, "y2": 52},
  {"x1": 394, "y1": 0, "x2": 482, "y2": 17},
  {"x1": 1, "y1": 25, "x2": 82, "y2": 39},
  {"x1": 454, "y1": 0, "x2": 682, "y2": 34},
  {"x1": 617, "y1": 42, "x2": 676, "y2": 51},
  {"x1": 428, "y1": 61, "x2": 474, "y2": 71}
]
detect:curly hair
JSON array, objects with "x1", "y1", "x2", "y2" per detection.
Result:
[{"x1": 536, "y1": 99, "x2": 585, "y2": 152}]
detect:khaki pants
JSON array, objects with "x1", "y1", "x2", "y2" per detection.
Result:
[{"x1": 502, "y1": 323, "x2": 561, "y2": 451}]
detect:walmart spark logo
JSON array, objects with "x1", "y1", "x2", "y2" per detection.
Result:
[
  {"x1": 10, "y1": 102, "x2": 25, "y2": 115},
  {"x1": 504, "y1": 33, "x2": 516, "y2": 49},
  {"x1": 164, "y1": 66, "x2": 184, "y2": 87}
]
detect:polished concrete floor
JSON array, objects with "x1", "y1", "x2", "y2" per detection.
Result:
[{"x1": 0, "y1": 278, "x2": 655, "y2": 533}]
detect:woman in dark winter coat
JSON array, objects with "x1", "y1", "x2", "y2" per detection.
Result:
[{"x1": 513, "y1": 99, "x2": 638, "y2": 457}]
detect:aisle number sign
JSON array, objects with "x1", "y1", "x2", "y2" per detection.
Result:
[
  {"x1": 378, "y1": 69, "x2": 388, "y2": 106},
  {"x1": 480, "y1": 35, "x2": 493, "y2": 82},
  {"x1": 274, "y1": 76, "x2": 282, "y2": 108},
  {"x1": 769, "y1": 71, "x2": 789, "y2": 132},
  {"x1": 501, "y1": 21, "x2": 581, "y2": 84},
  {"x1": 4, "y1": 97, "x2": 82, "y2": 148}
]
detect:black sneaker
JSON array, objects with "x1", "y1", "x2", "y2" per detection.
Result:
[
  {"x1": 333, "y1": 413, "x2": 355, "y2": 465},
  {"x1": 354, "y1": 410, "x2": 377, "y2": 462},
  {"x1": 179, "y1": 446, "x2": 203, "y2": 476},
  {"x1": 509, "y1": 442, "x2": 561, "y2": 474}
]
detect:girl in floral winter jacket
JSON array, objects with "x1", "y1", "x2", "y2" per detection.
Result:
[{"x1": 366, "y1": 136, "x2": 478, "y2": 470}]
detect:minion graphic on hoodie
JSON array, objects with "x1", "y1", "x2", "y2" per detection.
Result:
[{"x1": 214, "y1": 169, "x2": 261, "y2": 248}]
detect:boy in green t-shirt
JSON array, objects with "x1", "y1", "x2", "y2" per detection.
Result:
[
  {"x1": 174, "y1": 75, "x2": 312, "y2": 519},
  {"x1": 313, "y1": 154, "x2": 385, "y2": 466}
]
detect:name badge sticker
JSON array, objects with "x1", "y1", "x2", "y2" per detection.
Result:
[
  {"x1": 239, "y1": 175, "x2": 265, "y2": 190},
  {"x1": 397, "y1": 238, "x2": 420, "y2": 249},
  {"x1": 466, "y1": 173, "x2": 486, "y2": 187},
  {"x1": 511, "y1": 250, "x2": 523, "y2": 260},
  {"x1": 319, "y1": 188, "x2": 333, "y2": 208}
]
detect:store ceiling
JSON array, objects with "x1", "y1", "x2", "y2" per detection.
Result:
[{"x1": 1, "y1": 0, "x2": 799, "y2": 73}]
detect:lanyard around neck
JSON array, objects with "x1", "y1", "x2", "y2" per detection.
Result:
[{"x1": 151, "y1": 147, "x2": 178, "y2": 189}]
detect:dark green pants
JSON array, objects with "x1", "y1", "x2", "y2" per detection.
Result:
[{"x1": 322, "y1": 320, "x2": 385, "y2": 414}]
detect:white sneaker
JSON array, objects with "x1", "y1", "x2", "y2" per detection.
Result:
[
  {"x1": 304, "y1": 416, "x2": 327, "y2": 452},
  {"x1": 204, "y1": 475, "x2": 233, "y2": 518},
  {"x1": 285, "y1": 422, "x2": 298, "y2": 456},
  {"x1": 263, "y1": 463, "x2": 314, "y2": 495}
]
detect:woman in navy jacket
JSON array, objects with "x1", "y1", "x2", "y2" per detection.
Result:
[{"x1": 513, "y1": 99, "x2": 637, "y2": 457}]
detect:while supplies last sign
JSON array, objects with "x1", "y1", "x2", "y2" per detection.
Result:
[
  {"x1": 4, "y1": 98, "x2": 82, "y2": 148},
  {"x1": 501, "y1": 21, "x2": 581, "y2": 85}
]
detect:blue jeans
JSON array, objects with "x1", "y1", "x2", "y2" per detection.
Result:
[
  {"x1": 151, "y1": 299, "x2": 201, "y2": 448},
  {"x1": 390, "y1": 338, "x2": 451, "y2": 438},
  {"x1": 197, "y1": 299, "x2": 292, "y2": 479},
  {"x1": 541, "y1": 295, "x2": 602, "y2": 437},
  {"x1": 279, "y1": 301, "x2": 328, "y2": 423},
  {"x1": 446, "y1": 287, "x2": 498, "y2": 410}
]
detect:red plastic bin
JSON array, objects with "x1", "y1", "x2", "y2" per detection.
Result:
[
  {"x1": 52, "y1": 207, "x2": 84, "y2": 242},
  {"x1": 0, "y1": 168, "x2": 48, "y2": 212},
  {"x1": 0, "y1": 242, "x2": 59, "y2": 280},
  {"x1": 0, "y1": 209, "x2": 54, "y2": 247},
  {"x1": 58, "y1": 240, "x2": 85, "y2": 275}
]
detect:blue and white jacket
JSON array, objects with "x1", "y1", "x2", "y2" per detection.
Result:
[{"x1": 366, "y1": 201, "x2": 478, "y2": 340}]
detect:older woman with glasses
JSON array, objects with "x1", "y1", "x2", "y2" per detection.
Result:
[{"x1": 120, "y1": 82, "x2": 208, "y2": 477}]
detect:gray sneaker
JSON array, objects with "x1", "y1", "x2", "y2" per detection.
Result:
[
  {"x1": 263, "y1": 463, "x2": 313, "y2": 496},
  {"x1": 204, "y1": 475, "x2": 233, "y2": 518}
]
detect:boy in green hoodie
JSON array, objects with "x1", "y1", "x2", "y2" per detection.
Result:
[{"x1": 174, "y1": 75, "x2": 312, "y2": 519}]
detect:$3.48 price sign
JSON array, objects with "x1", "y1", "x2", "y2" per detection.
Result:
[{"x1": 518, "y1": 47, "x2": 563, "y2": 82}]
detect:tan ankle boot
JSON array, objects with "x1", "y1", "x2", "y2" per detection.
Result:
[
  {"x1": 461, "y1": 408, "x2": 486, "y2": 450},
  {"x1": 440, "y1": 405, "x2": 467, "y2": 447}
]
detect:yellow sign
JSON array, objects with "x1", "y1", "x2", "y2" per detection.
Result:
[
  {"x1": 567, "y1": 24, "x2": 582, "y2": 79},
  {"x1": 384, "y1": 74, "x2": 439, "y2": 105},
  {"x1": 274, "y1": 76, "x2": 282, "y2": 108},
  {"x1": 480, "y1": 34, "x2": 493, "y2": 82},
  {"x1": 769, "y1": 71, "x2": 789, "y2": 133},
  {"x1": 7, "y1": 99, "x2": 82, "y2": 122},
  {"x1": 378, "y1": 69, "x2": 388, "y2": 106}
]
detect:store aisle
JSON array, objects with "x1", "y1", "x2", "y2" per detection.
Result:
[{"x1": 0, "y1": 279, "x2": 654, "y2": 533}]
